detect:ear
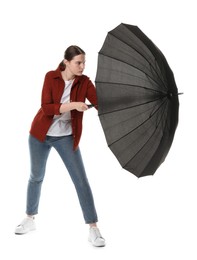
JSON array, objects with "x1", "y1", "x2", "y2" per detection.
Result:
[{"x1": 64, "y1": 59, "x2": 69, "y2": 66}]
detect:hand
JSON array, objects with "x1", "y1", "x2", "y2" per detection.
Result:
[
  {"x1": 59, "y1": 102, "x2": 88, "y2": 113},
  {"x1": 74, "y1": 102, "x2": 89, "y2": 112}
]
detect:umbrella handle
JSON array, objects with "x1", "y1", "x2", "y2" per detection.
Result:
[{"x1": 87, "y1": 104, "x2": 95, "y2": 108}]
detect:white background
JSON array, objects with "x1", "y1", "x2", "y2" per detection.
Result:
[{"x1": 0, "y1": 0, "x2": 196, "y2": 259}]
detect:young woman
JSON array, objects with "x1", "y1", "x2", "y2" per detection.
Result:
[{"x1": 15, "y1": 45, "x2": 105, "y2": 247}]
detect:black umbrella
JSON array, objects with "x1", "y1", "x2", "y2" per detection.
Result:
[{"x1": 95, "y1": 23, "x2": 181, "y2": 178}]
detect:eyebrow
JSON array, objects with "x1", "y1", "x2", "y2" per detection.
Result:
[{"x1": 75, "y1": 60, "x2": 86, "y2": 63}]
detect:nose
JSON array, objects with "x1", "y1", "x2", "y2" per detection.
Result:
[{"x1": 80, "y1": 63, "x2": 85, "y2": 70}]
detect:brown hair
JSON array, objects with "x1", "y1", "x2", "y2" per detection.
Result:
[{"x1": 60, "y1": 45, "x2": 85, "y2": 70}]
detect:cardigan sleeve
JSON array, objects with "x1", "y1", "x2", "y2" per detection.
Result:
[
  {"x1": 41, "y1": 72, "x2": 61, "y2": 116},
  {"x1": 86, "y1": 79, "x2": 98, "y2": 109}
]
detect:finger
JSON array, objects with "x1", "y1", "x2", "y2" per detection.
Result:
[{"x1": 83, "y1": 104, "x2": 89, "y2": 110}]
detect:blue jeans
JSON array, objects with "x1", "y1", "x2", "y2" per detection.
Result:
[{"x1": 26, "y1": 135, "x2": 98, "y2": 224}]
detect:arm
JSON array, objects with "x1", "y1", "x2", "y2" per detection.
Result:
[
  {"x1": 59, "y1": 102, "x2": 88, "y2": 113},
  {"x1": 86, "y1": 80, "x2": 98, "y2": 109},
  {"x1": 41, "y1": 72, "x2": 88, "y2": 115},
  {"x1": 60, "y1": 77, "x2": 96, "y2": 113}
]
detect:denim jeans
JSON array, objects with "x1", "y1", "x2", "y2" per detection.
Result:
[{"x1": 26, "y1": 134, "x2": 98, "y2": 224}]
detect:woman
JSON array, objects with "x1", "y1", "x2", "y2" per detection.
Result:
[{"x1": 15, "y1": 45, "x2": 105, "y2": 247}]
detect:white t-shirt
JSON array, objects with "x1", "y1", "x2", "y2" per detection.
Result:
[{"x1": 47, "y1": 79, "x2": 74, "y2": 136}]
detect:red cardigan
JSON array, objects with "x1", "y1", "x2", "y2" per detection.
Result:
[{"x1": 30, "y1": 65, "x2": 98, "y2": 150}]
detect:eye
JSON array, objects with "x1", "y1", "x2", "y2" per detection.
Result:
[{"x1": 76, "y1": 61, "x2": 85, "y2": 65}]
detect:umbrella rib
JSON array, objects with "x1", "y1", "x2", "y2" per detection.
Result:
[
  {"x1": 122, "y1": 98, "x2": 169, "y2": 170},
  {"x1": 107, "y1": 31, "x2": 168, "y2": 90},
  {"x1": 98, "y1": 97, "x2": 163, "y2": 116},
  {"x1": 98, "y1": 53, "x2": 163, "y2": 89},
  {"x1": 95, "y1": 81, "x2": 164, "y2": 95},
  {"x1": 103, "y1": 100, "x2": 160, "y2": 133},
  {"x1": 109, "y1": 97, "x2": 167, "y2": 147}
]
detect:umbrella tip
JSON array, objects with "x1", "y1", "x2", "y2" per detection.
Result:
[{"x1": 167, "y1": 92, "x2": 183, "y2": 99}]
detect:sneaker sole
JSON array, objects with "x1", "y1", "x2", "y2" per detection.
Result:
[
  {"x1": 88, "y1": 239, "x2": 106, "y2": 247},
  {"x1": 15, "y1": 228, "x2": 36, "y2": 235}
]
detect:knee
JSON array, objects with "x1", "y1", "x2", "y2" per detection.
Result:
[{"x1": 29, "y1": 171, "x2": 45, "y2": 183}]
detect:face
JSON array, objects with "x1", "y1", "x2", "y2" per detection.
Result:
[{"x1": 64, "y1": 54, "x2": 86, "y2": 76}]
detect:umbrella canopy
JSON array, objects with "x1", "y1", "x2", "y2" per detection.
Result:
[{"x1": 95, "y1": 23, "x2": 180, "y2": 178}]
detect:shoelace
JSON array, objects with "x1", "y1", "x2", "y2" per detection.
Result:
[{"x1": 92, "y1": 228, "x2": 104, "y2": 241}]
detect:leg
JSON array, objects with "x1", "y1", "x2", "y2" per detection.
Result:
[
  {"x1": 51, "y1": 135, "x2": 98, "y2": 224},
  {"x1": 26, "y1": 135, "x2": 51, "y2": 215}
]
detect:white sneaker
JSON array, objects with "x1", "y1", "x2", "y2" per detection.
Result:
[
  {"x1": 15, "y1": 217, "x2": 36, "y2": 235},
  {"x1": 88, "y1": 227, "x2": 106, "y2": 247}
]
